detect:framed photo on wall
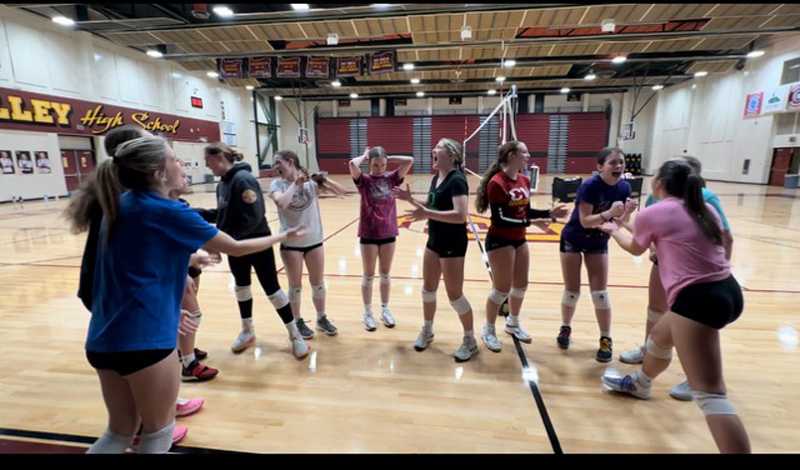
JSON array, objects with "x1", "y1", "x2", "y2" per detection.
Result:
[
  {"x1": 0, "y1": 150, "x2": 14, "y2": 174},
  {"x1": 16, "y1": 151, "x2": 33, "y2": 174},
  {"x1": 35, "y1": 151, "x2": 51, "y2": 174}
]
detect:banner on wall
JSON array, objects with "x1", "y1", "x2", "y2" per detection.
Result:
[
  {"x1": 336, "y1": 56, "x2": 362, "y2": 77},
  {"x1": 276, "y1": 57, "x2": 302, "y2": 78},
  {"x1": 34, "y1": 151, "x2": 51, "y2": 174},
  {"x1": 763, "y1": 85, "x2": 790, "y2": 114},
  {"x1": 248, "y1": 56, "x2": 272, "y2": 79},
  {"x1": 305, "y1": 56, "x2": 330, "y2": 79},
  {"x1": 788, "y1": 83, "x2": 800, "y2": 111},
  {"x1": 16, "y1": 150, "x2": 33, "y2": 174},
  {"x1": 218, "y1": 58, "x2": 246, "y2": 79},
  {"x1": 369, "y1": 50, "x2": 395, "y2": 75},
  {"x1": 743, "y1": 92, "x2": 764, "y2": 119},
  {"x1": 0, "y1": 150, "x2": 13, "y2": 174}
]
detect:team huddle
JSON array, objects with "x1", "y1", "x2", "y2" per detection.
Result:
[{"x1": 64, "y1": 125, "x2": 750, "y2": 453}]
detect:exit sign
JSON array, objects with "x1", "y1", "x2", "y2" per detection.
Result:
[{"x1": 191, "y1": 96, "x2": 204, "y2": 108}]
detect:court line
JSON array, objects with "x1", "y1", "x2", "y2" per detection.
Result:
[
  {"x1": 0, "y1": 427, "x2": 253, "y2": 455},
  {"x1": 275, "y1": 216, "x2": 360, "y2": 274}
]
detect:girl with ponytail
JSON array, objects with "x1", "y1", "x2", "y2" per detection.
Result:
[{"x1": 599, "y1": 159, "x2": 750, "y2": 453}]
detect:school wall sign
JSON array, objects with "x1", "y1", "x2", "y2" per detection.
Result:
[
  {"x1": 397, "y1": 213, "x2": 563, "y2": 243},
  {"x1": 0, "y1": 86, "x2": 220, "y2": 142}
]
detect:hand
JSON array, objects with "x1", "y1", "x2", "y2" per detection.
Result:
[
  {"x1": 178, "y1": 310, "x2": 199, "y2": 336},
  {"x1": 294, "y1": 173, "x2": 308, "y2": 187},
  {"x1": 285, "y1": 225, "x2": 307, "y2": 239},
  {"x1": 608, "y1": 201, "x2": 625, "y2": 218},
  {"x1": 649, "y1": 252, "x2": 658, "y2": 263},
  {"x1": 599, "y1": 220, "x2": 620, "y2": 234},
  {"x1": 191, "y1": 251, "x2": 217, "y2": 269},
  {"x1": 360, "y1": 146, "x2": 370, "y2": 160},
  {"x1": 392, "y1": 183, "x2": 412, "y2": 202},
  {"x1": 404, "y1": 205, "x2": 428, "y2": 222},
  {"x1": 207, "y1": 251, "x2": 222, "y2": 264},
  {"x1": 623, "y1": 198, "x2": 638, "y2": 217},
  {"x1": 550, "y1": 204, "x2": 569, "y2": 220}
]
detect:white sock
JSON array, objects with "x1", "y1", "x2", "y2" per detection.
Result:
[
  {"x1": 242, "y1": 318, "x2": 254, "y2": 332},
  {"x1": 364, "y1": 305, "x2": 373, "y2": 316},
  {"x1": 180, "y1": 352, "x2": 195, "y2": 368},
  {"x1": 286, "y1": 319, "x2": 300, "y2": 339},
  {"x1": 600, "y1": 330, "x2": 610, "y2": 338},
  {"x1": 464, "y1": 330, "x2": 474, "y2": 339},
  {"x1": 381, "y1": 303, "x2": 388, "y2": 311},
  {"x1": 423, "y1": 320, "x2": 433, "y2": 333},
  {"x1": 634, "y1": 370, "x2": 653, "y2": 388},
  {"x1": 507, "y1": 314, "x2": 519, "y2": 327},
  {"x1": 86, "y1": 428, "x2": 133, "y2": 454},
  {"x1": 317, "y1": 311, "x2": 326, "y2": 321},
  {"x1": 484, "y1": 323, "x2": 495, "y2": 333}
]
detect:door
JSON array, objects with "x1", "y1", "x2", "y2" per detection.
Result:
[
  {"x1": 61, "y1": 149, "x2": 96, "y2": 192},
  {"x1": 768, "y1": 148, "x2": 794, "y2": 186}
]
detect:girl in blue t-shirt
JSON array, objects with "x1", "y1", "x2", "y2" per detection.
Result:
[
  {"x1": 557, "y1": 147, "x2": 635, "y2": 363},
  {"x1": 66, "y1": 136, "x2": 305, "y2": 454}
]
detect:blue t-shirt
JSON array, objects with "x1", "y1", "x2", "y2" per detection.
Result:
[
  {"x1": 87, "y1": 191, "x2": 219, "y2": 353},
  {"x1": 645, "y1": 187, "x2": 730, "y2": 231},
  {"x1": 561, "y1": 174, "x2": 631, "y2": 248}
]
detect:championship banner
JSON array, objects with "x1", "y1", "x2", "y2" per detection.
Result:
[
  {"x1": 306, "y1": 56, "x2": 331, "y2": 79},
  {"x1": 218, "y1": 58, "x2": 245, "y2": 79},
  {"x1": 276, "y1": 57, "x2": 302, "y2": 78},
  {"x1": 336, "y1": 56, "x2": 362, "y2": 77},
  {"x1": 248, "y1": 56, "x2": 272, "y2": 79},
  {"x1": 743, "y1": 92, "x2": 763, "y2": 119},
  {"x1": 788, "y1": 83, "x2": 800, "y2": 111},
  {"x1": 370, "y1": 50, "x2": 395, "y2": 75}
]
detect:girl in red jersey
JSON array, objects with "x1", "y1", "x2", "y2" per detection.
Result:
[{"x1": 474, "y1": 141, "x2": 568, "y2": 352}]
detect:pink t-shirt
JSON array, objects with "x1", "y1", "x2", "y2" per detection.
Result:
[
  {"x1": 633, "y1": 197, "x2": 730, "y2": 307},
  {"x1": 355, "y1": 170, "x2": 403, "y2": 239}
]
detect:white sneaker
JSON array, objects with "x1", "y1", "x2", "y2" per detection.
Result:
[
  {"x1": 363, "y1": 313, "x2": 377, "y2": 332},
  {"x1": 454, "y1": 336, "x2": 479, "y2": 362},
  {"x1": 504, "y1": 319, "x2": 532, "y2": 344},
  {"x1": 231, "y1": 329, "x2": 256, "y2": 354},
  {"x1": 380, "y1": 308, "x2": 396, "y2": 328},
  {"x1": 291, "y1": 336, "x2": 309, "y2": 359},
  {"x1": 669, "y1": 380, "x2": 693, "y2": 401},
  {"x1": 602, "y1": 373, "x2": 652, "y2": 400},
  {"x1": 481, "y1": 325, "x2": 502, "y2": 352},
  {"x1": 413, "y1": 328, "x2": 434, "y2": 351},
  {"x1": 619, "y1": 345, "x2": 645, "y2": 364}
]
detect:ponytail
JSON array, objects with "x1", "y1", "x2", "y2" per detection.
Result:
[
  {"x1": 475, "y1": 140, "x2": 524, "y2": 213},
  {"x1": 656, "y1": 159, "x2": 722, "y2": 245},
  {"x1": 94, "y1": 159, "x2": 122, "y2": 235}
]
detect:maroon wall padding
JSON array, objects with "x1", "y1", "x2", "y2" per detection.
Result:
[
  {"x1": 318, "y1": 158, "x2": 350, "y2": 173},
  {"x1": 367, "y1": 116, "x2": 413, "y2": 155},
  {"x1": 567, "y1": 112, "x2": 608, "y2": 160},
  {"x1": 566, "y1": 157, "x2": 599, "y2": 174},
  {"x1": 517, "y1": 114, "x2": 550, "y2": 175},
  {"x1": 316, "y1": 118, "x2": 351, "y2": 155},
  {"x1": 463, "y1": 115, "x2": 481, "y2": 158},
  {"x1": 431, "y1": 115, "x2": 471, "y2": 153},
  {"x1": 530, "y1": 157, "x2": 548, "y2": 173}
]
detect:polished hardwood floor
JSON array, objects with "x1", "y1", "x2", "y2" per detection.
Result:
[{"x1": 0, "y1": 174, "x2": 798, "y2": 453}]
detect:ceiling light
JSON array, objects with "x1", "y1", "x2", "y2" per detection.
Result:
[
  {"x1": 503, "y1": 59, "x2": 516, "y2": 68},
  {"x1": 212, "y1": 6, "x2": 234, "y2": 17},
  {"x1": 93, "y1": 53, "x2": 102, "y2": 62},
  {"x1": 692, "y1": 84, "x2": 697, "y2": 89},
  {"x1": 372, "y1": 4, "x2": 391, "y2": 8},
  {"x1": 146, "y1": 49, "x2": 163, "y2": 58},
  {"x1": 612, "y1": 55, "x2": 627, "y2": 64},
  {"x1": 560, "y1": 87, "x2": 570, "y2": 94},
  {"x1": 403, "y1": 63, "x2": 415, "y2": 71},
  {"x1": 652, "y1": 84, "x2": 664, "y2": 91},
  {"x1": 487, "y1": 89, "x2": 497, "y2": 96},
  {"x1": 52, "y1": 16, "x2": 75, "y2": 27},
  {"x1": 246, "y1": 85, "x2": 255, "y2": 90},
  {"x1": 584, "y1": 72, "x2": 597, "y2": 80},
  {"x1": 461, "y1": 26, "x2": 472, "y2": 41},
  {"x1": 496, "y1": 76, "x2": 506, "y2": 83},
  {"x1": 601, "y1": 19, "x2": 615, "y2": 33},
  {"x1": 694, "y1": 71, "x2": 708, "y2": 77},
  {"x1": 747, "y1": 50, "x2": 765, "y2": 58},
  {"x1": 327, "y1": 33, "x2": 339, "y2": 46},
  {"x1": 207, "y1": 71, "x2": 219, "y2": 78},
  {"x1": 171, "y1": 72, "x2": 182, "y2": 79},
  {"x1": 291, "y1": 4, "x2": 310, "y2": 11},
  {"x1": 274, "y1": 95, "x2": 283, "y2": 101},
  {"x1": 331, "y1": 80, "x2": 342, "y2": 87},
  {"x1": 410, "y1": 78, "x2": 420, "y2": 84},
  {"x1": 416, "y1": 91, "x2": 425, "y2": 97},
  {"x1": 350, "y1": 93, "x2": 359, "y2": 99}
]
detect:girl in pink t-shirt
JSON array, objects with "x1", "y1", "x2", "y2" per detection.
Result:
[
  {"x1": 349, "y1": 146, "x2": 414, "y2": 332},
  {"x1": 599, "y1": 159, "x2": 750, "y2": 453}
]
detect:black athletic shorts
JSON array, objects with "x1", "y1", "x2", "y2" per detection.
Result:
[
  {"x1": 86, "y1": 348, "x2": 174, "y2": 376},
  {"x1": 360, "y1": 237, "x2": 396, "y2": 246},
  {"x1": 188, "y1": 266, "x2": 202, "y2": 279},
  {"x1": 280, "y1": 242, "x2": 323, "y2": 256},
  {"x1": 559, "y1": 237, "x2": 608, "y2": 255},
  {"x1": 485, "y1": 234, "x2": 526, "y2": 252},
  {"x1": 670, "y1": 275, "x2": 743, "y2": 330},
  {"x1": 426, "y1": 232, "x2": 468, "y2": 258}
]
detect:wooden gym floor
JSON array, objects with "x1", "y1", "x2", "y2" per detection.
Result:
[{"x1": 0, "y1": 174, "x2": 798, "y2": 453}]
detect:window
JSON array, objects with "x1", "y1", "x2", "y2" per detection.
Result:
[{"x1": 781, "y1": 57, "x2": 800, "y2": 85}]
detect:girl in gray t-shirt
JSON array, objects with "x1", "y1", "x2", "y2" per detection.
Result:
[{"x1": 269, "y1": 150, "x2": 347, "y2": 339}]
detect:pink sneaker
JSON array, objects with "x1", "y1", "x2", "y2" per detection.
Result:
[{"x1": 176, "y1": 398, "x2": 205, "y2": 417}]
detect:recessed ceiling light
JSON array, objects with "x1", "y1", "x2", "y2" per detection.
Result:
[
  {"x1": 652, "y1": 84, "x2": 664, "y2": 91},
  {"x1": 694, "y1": 71, "x2": 708, "y2": 77},
  {"x1": 461, "y1": 26, "x2": 472, "y2": 41},
  {"x1": 747, "y1": 50, "x2": 765, "y2": 58},
  {"x1": 496, "y1": 76, "x2": 506, "y2": 83},
  {"x1": 291, "y1": 4, "x2": 310, "y2": 11},
  {"x1": 326, "y1": 33, "x2": 339, "y2": 46},
  {"x1": 403, "y1": 63, "x2": 415, "y2": 71},
  {"x1": 612, "y1": 56, "x2": 627, "y2": 64},
  {"x1": 207, "y1": 71, "x2": 219, "y2": 78},
  {"x1": 246, "y1": 85, "x2": 255, "y2": 90},
  {"x1": 487, "y1": 89, "x2": 497, "y2": 96},
  {"x1": 416, "y1": 91, "x2": 425, "y2": 97},
  {"x1": 372, "y1": 4, "x2": 391, "y2": 8},
  {"x1": 275, "y1": 95, "x2": 283, "y2": 101},
  {"x1": 503, "y1": 59, "x2": 516, "y2": 68},
  {"x1": 171, "y1": 72, "x2": 182, "y2": 79},
  {"x1": 692, "y1": 84, "x2": 697, "y2": 89},
  {"x1": 560, "y1": 87, "x2": 570, "y2": 94},
  {"x1": 146, "y1": 49, "x2": 163, "y2": 58},
  {"x1": 410, "y1": 78, "x2": 421, "y2": 84},
  {"x1": 212, "y1": 6, "x2": 234, "y2": 17},
  {"x1": 331, "y1": 80, "x2": 342, "y2": 87},
  {"x1": 350, "y1": 93, "x2": 359, "y2": 99},
  {"x1": 52, "y1": 16, "x2": 75, "y2": 27},
  {"x1": 93, "y1": 53, "x2": 102, "y2": 62},
  {"x1": 584, "y1": 73, "x2": 597, "y2": 80}
]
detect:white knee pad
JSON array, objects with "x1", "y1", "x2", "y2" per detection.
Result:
[
  {"x1": 361, "y1": 275, "x2": 375, "y2": 287},
  {"x1": 379, "y1": 273, "x2": 391, "y2": 285},
  {"x1": 187, "y1": 309, "x2": 202, "y2": 326},
  {"x1": 509, "y1": 287, "x2": 526, "y2": 299},
  {"x1": 562, "y1": 290, "x2": 580, "y2": 307},
  {"x1": 234, "y1": 285, "x2": 252, "y2": 302},
  {"x1": 421, "y1": 288, "x2": 437, "y2": 304},
  {"x1": 591, "y1": 290, "x2": 611, "y2": 310},
  {"x1": 288, "y1": 286, "x2": 302, "y2": 304},
  {"x1": 86, "y1": 428, "x2": 133, "y2": 454},
  {"x1": 268, "y1": 289, "x2": 290, "y2": 309},
  {"x1": 311, "y1": 283, "x2": 326, "y2": 300},
  {"x1": 488, "y1": 288, "x2": 509, "y2": 305},
  {"x1": 137, "y1": 421, "x2": 175, "y2": 454},
  {"x1": 693, "y1": 391, "x2": 737, "y2": 416},
  {"x1": 645, "y1": 336, "x2": 673, "y2": 360},
  {"x1": 450, "y1": 296, "x2": 472, "y2": 316},
  {"x1": 647, "y1": 308, "x2": 665, "y2": 324}
]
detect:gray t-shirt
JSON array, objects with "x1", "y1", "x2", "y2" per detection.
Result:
[{"x1": 270, "y1": 178, "x2": 324, "y2": 248}]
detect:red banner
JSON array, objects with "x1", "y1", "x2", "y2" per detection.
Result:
[
  {"x1": 306, "y1": 56, "x2": 330, "y2": 79},
  {"x1": 336, "y1": 56, "x2": 362, "y2": 77},
  {"x1": 276, "y1": 57, "x2": 302, "y2": 78},
  {"x1": 0, "y1": 86, "x2": 220, "y2": 142},
  {"x1": 370, "y1": 50, "x2": 395, "y2": 75},
  {"x1": 218, "y1": 58, "x2": 245, "y2": 79},
  {"x1": 248, "y1": 56, "x2": 272, "y2": 79}
]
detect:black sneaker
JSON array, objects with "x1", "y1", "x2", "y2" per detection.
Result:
[
  {"x1": 296, "y1": 318, "x2": 315, "y2": 339},
  {"x1": 557, "y1": 325, "x2": 571, "y2": 350},
  {"x1": 194, "y1": 348, "x2": 208, "y2": 360},
  {"x1": 316, "y1": 316, "x2": 338, "y2": 336},
  {"x1": 596, "y1": 336, "x2": 613, "y2": 363}
]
